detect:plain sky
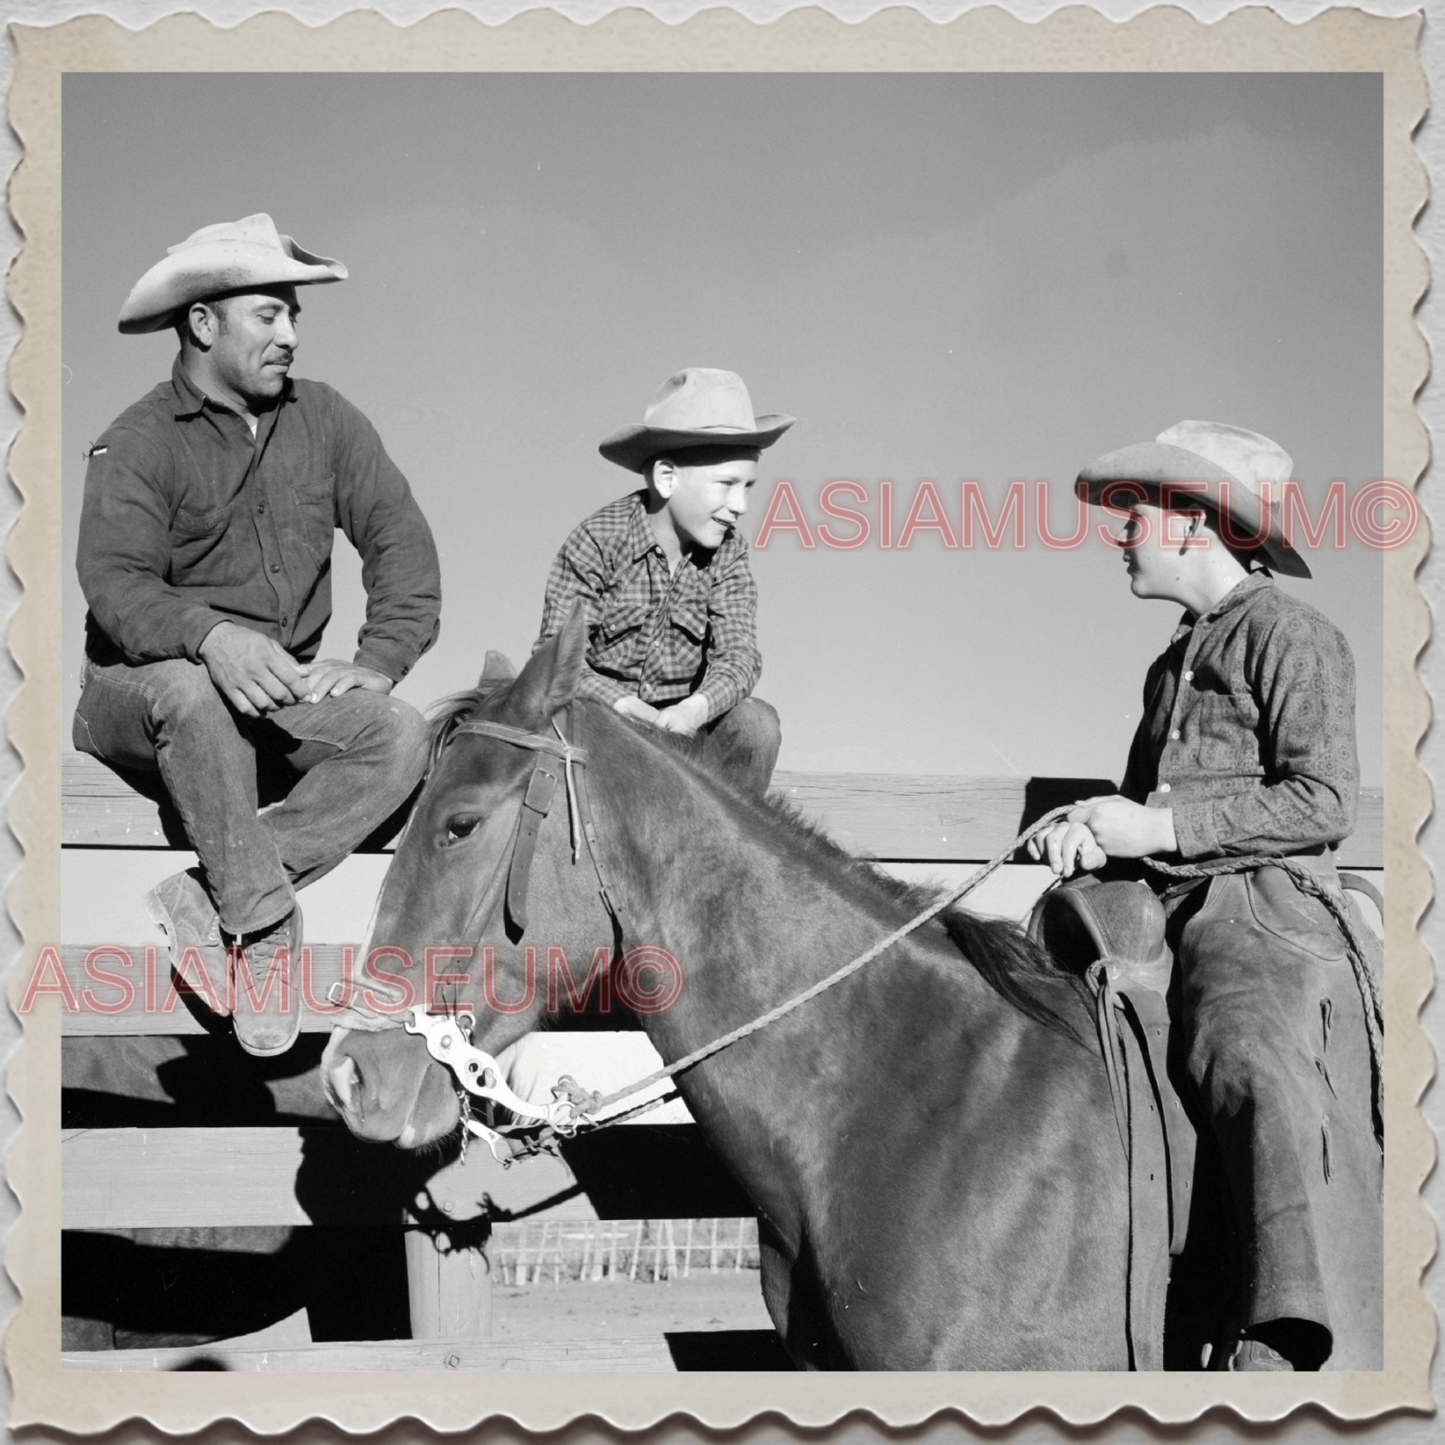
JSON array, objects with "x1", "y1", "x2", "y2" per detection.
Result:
[{"x1": 61, "y1": 72, "x2": 1385, "y2": 783}]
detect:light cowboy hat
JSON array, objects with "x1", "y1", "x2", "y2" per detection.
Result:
[
  {"x1": 118, "y1": 213, "x2": 348, "y2": 335},
  {"x1": 1076, "y1": 419, "x2": 1310, "y2": 579},
  {"x1": 599, "y1": 368, "x2": 795, "y2": 473}
]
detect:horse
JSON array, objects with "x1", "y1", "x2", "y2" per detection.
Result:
[{"x1": 321, "y1": 606, "x2": 1232, "y2": 1370}]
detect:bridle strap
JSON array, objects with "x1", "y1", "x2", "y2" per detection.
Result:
[
  {"x1": 506, "y1": 760, "x2": 558, "y2": 934},
  {"x1": 449, "y1": 712, "x2": 631, "y2": 954},
  {"x1": 451, "y1": 718, "x2": 591, "y2": 936}
]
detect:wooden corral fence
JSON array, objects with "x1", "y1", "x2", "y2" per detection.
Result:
[{"x1": 57, "y1": 752, "x2": 1384, "y2": 1371}]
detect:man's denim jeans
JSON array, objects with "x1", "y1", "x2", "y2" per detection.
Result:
[{"x1": 74, "y1": 655, "x2": 431, "y2": 937}]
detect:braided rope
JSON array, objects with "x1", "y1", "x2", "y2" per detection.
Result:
[
  {"x1": 575, "y1": 803, "x2": 1078, "y2": 1124},
  {"x1": 1142, "y1": 854, "x2": 1384, "y2": 1135}
]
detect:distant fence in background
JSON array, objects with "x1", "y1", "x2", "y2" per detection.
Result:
[{"x1": 495, "y1": 1218, "x2": 759, "y2": 1288}]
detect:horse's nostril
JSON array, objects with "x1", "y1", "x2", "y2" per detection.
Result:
[{"x1": 327, "y1": 1055, "x2": 363, "y2": 1119}]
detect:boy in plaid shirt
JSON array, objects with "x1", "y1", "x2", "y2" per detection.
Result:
[{"x1": 535, "y1": 368, "x2": 792, "y2": 793}]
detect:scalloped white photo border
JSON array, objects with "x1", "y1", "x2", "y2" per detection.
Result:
[{"x1": 1, "y1": 4, "x2": 1433, "y2": 1435}]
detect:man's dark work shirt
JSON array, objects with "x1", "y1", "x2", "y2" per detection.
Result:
[
  {"x1": 1120, "y1": 571, "x2": 1358, "y2": 859},
  {"x1": 78, "y1": 358, "x2": 441, "y2": 682}
]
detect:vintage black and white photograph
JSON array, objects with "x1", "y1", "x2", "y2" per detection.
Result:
[{"x1": 4, "y1": 4, "x2": 1430, "y2": 1431}]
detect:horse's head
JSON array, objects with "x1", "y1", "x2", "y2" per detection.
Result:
[{"x1": 322, "y1": 604, "x2": 616, "y2": 1148}]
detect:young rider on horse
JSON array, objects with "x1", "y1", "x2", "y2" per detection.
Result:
[
  {"x1": 1028, "y1": 421, "x2": 1382, "y2": 1372},
  {"x1": 533, "y1": 368, "x2": 793, "y2": 794}
]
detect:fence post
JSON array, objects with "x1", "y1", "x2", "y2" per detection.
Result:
[{"x1": 532, "y1": 1220, "x2": 552, "y2": 1286}]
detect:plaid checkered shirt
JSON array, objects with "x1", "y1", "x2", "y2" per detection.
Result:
[
  {"x1": 534, "y1": 490, "x2": 762, "y2": 719},
  {"x1": 1121, "y1": 572, "x2": 1359, "y2": 858}
]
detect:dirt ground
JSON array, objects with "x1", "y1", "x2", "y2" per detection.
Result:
[{"x1": 489, "y1": 1272, "x2": 774, "y2": 1340}]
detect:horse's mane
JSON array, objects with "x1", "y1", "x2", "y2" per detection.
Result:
[
  {"x1": 630, "y1": 717, "x2": 1083, "y2": 1039},
  {"x1": 426, "y1": 686, "x2": 1081, "y2": 1038}
]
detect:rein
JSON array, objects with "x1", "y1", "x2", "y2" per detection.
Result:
[
  {"x1": 375, "y1": 713, "x2": 1386, "y2": 1163},
  {"x1": 394, "y1": 705, "x2": 1080, "y2": 1160},
  {"x1": 566, "y1": 803, "x2": 1079, "y2": 1128}
]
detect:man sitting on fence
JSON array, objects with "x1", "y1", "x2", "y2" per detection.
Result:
[
  {"x1": 533, "y1": 368, "x2": 792, "y2": 795},
  {"x1": 1027, "y1": 420, "x2": 1382, "y2": 1371},
  {"x1": 74, "y1": 214, "x2": 441, "y2": 1057}
]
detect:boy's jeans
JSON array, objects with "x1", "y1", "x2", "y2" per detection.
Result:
[
  {"x1": 74, "y1": 655, "x2": 432, "y2": 937},
  {"x1": 700, "y1": 697, "x2": 781, "y2": 795}
]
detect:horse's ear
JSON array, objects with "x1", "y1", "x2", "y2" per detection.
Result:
[
  {"x1": 478, "y1": 651, "x2": 517, "y2": 685},
  {"x1": 504, "y1": 600, "x2": 587, "y2": 729}
]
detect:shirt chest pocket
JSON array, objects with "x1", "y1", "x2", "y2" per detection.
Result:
[
  {"x1": 1186, "y1": 690, "x2": 1256, "y2": 772},
  {"x1": 170, "y1": 498, "x2": 242, "y2": 578},
  {"x1": 597, "y1": 599, "x2": 652, "y2": 650},
  {"x1": 668, "y1": 594, "x2": 710, "y2": 646},
  {"x1": 289, "y1": 476, "x2": 336, "y2": 565}
]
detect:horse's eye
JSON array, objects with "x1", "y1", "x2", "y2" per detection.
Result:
[{"x1": 444, "y1": 814, "x2": 483, "y2": 845}]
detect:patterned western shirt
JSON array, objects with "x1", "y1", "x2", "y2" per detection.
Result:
[
  {"x1": 534, "y1": 490, "x2": 762, "y2": 718},
  {"x1": 77, "y1": 357, "x2": 441, "y2": 682},
  {"x1": 1119, "y1": 571, "x2": 1359, "y2": 859}
]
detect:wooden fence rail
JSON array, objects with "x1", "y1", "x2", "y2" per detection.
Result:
[{"x1": 59, "y1": 751, "x2": 1387, "y2": 866}]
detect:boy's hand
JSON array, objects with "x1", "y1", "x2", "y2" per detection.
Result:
[
  {"x1": 612, "y1": 695, "x2": 660, "y2": 725},
  {"x1": 1027, "y1": 820, "x2": 1108, "y2": 878},
  {"x1": 655, "y1": 695, "x2": 710, "y2": 736},
  {"x1": 1067, "y1": 795, "x2": 1177, "y2": 858},
  {"x1": 1027, "y1": 795, "x2": 1177, "y2": 876}
]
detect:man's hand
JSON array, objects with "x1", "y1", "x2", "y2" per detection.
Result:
[
  {"x1": 199, "y1": 622, "x2": 309, "y2": 717},
  {"x1": 1027, "y1": 794, "x2": 1178, "y2": 877},
  {"x1": 612, "y1": 695, "x2": 660, "y2": 725},
  {"x1": 298, "y1": 659, "x2": 395, "y2": 704},
  {"x1": 654, "y1": 694, "x2": 709, "y2": 736}
]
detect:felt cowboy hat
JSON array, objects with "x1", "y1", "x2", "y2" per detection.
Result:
[
  {"x1": 1075, "y1": 419, "x2": 1310, "y2": 579},
  {"x1": 599, "y1": 368, "x2": 795, "y2": 473},
  {"x1": 118, "y1": 213, "x2": 348, "y2": 334}
]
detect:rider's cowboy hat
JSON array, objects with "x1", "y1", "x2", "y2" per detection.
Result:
[
  {"x1": 118, "y1": 213, "x2": 348, "y2": 335},
  {"x1": 1076, "y1": 419, "x2": 1310, "y2": 579},
  {"x1": 599, "y1": 368, "x2": 795, "y2": 473}
]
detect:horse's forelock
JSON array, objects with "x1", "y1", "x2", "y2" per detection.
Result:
[{"x1": 425, "y1": 678, "x2": 521, "y2": 763}]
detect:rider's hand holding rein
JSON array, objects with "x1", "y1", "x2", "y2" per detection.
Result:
[{"x1": 1027, "y1": 795, "x2": 1177, "y2": 877}]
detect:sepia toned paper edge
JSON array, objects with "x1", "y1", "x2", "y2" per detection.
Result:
[{"x1": 2, "y1": 3, "x2": 1433, "y2": 1433}]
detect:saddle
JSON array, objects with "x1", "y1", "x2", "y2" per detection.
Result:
[{"x1": 1029, "y1": 877, "x2": 1194, "y2": 1371}]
